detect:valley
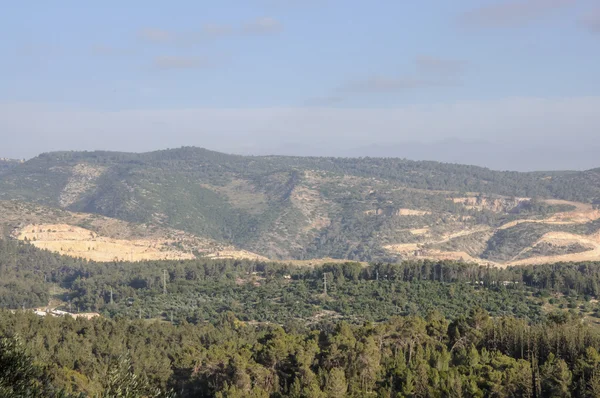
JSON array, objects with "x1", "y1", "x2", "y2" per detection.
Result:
[
  {"x1": 5, "y1": 3, "x2": 600, "y2": 396},
  {"x1": 2, "y1": 150, "x2": 600, "y2": 397}
]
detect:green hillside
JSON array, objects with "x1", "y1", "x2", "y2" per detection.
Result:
[
  {"x1": 0, "y1": 159, "x2": 21, "y2": 176},
  {"x1": 4, "y1": 240, "x2": 600, "y2": 396},
  {"x1": 1, "y1": 147, "x2": 600, "y2": 262}
]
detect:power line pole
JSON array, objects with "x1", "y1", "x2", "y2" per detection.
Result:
[
  {"x1": 163, "y1": 270, "x2": 168, "y2": 295},
  {"x1": 110, "y1": 288, "x2": 113, "y2": 305},
  {"x1": 323, "y1": 273, "x2": 327, "y2": 296}
]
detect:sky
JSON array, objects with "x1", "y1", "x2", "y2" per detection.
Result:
[{"x1": 1, "y1": 0, "x2": 599, "y2": 170}]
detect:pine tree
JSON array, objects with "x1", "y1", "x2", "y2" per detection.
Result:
[
  {"x1": 324, "y1": 368, "x2": 347, "y2": 398},
  {"x1": 541, "y1": 353, "x2": 573, "y2": 398}
]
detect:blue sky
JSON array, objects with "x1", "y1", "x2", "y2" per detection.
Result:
[{"x1": 1, "y1": 0, "x2": 600, "y2": 169}]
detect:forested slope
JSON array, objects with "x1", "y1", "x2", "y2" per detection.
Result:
[
  {"x1": 3, "y1": 239, "x2": 600, "y2": 396},
  {"x1": 3, "y1": 239, "x2": 600, "y2": 326},
  {"x1": 3, "y1": 308, "x2": 600, "y2": 397},
  {"x1": 1, "y1": 147, "x2": 600, "y2": 262}
]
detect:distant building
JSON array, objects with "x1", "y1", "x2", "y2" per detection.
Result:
[{"x1": 31, "y1": 308, "x2": 100, "y2": 319}]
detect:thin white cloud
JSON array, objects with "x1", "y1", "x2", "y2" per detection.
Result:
[
  {"x1": 304, "y1": 96, "x2": 345, "y2": 106},
  {"x1": 460, "y1": 0, "x2": 576, "y2": 28},
  {"x1": 335, "y1": 56, "x2": 464, "y2": 95},
  {"x1": 138, "y1": 17, "x2": 283, "y2": 46},
  {"x1": 138, "y1": 28, "x2": 175, "y2": 43},
  {"x1": 153, "y1": 56, "x2": 212, "y2": 70},
  {"x1": 259, "y1": 0, "x2": 323, "y2": 7},
  {"x1": 242, "y1": 17, "x2": 283, "y2": 35},
  {"x1": 202, "y1": 23, "x2": 234, "y2": 37},
  {"x1": 92, "y1": 45, "x2": 134, "y2": 56},
  {"x1": 415, "y1": 55, "x2": 466, "y2": 76},
  {"x1": 582, "y1": 9, "x2": 600, "y2": 33},
  {"x1": 16, "y1": 43, "x2": 64, "y2": 58},
  {"x1": 337, "y1": 76, "x2": 447, "y2": 94},
  {"x1": 138, "y1": 25, "x2": 231, "y2": 46}
]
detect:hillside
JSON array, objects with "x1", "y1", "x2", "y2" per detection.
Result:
[
  {"x1": 0, "y1": 158, "x2": 22, "y2": 175},
  {"x1": 4, "y1": 238, "x2": 600, "y2": 397},
  {"x1": 0, "y1": 200, "x2": 266, "y2": 262},
  {"x1": 1, "y1": 147, "x2": 600, "y2": 264}
]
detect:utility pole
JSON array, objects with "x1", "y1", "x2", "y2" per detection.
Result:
[
  {"x1": 110, "y1": 288, "x2": 113, "y2": 305},
  {"x1": 323, "y1": 273, "x2": 327, "y2": 296},
  {"x1": 163, "y1": 270, "x2": 168, "y2": 295}
]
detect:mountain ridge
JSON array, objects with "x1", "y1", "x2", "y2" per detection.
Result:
[{"x1": 1, "y1": 146, "x2": 600, "y2": 263}]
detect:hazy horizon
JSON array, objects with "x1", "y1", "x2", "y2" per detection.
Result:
[
  {"x1": 2, "y1": 1, "x2": 599, "y2": 171},
  {"x1": 4, "y1": 138, "x2": 600, "y2": 173}
]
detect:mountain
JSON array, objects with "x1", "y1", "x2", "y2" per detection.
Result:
[
  {"x1": 1, "y1": 146, "x2": 600, "y2": 263},
  {"x1": 242, "y1": 139, "x2": 600, "y2": 172},
  {"x1": 0, "y1": 158, "x2": 23, "y2": 175},
  {"x1": 341, "y1": 140, "x2": 600, "y2": 172}
]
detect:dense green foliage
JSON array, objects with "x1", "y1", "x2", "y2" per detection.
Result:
[
  {"x1": 0, "y1": 240, "x2": 50, "y2": 309},
  {"x1": 4, "y1": 241, "x2": 600, "y2": 395},
  {"x1": 6, "y1": 147, "x2": 599, "y2": 202},
  {"x1": 0, "y1": 331, "x2": 174, "y2": 398},
  {"x1": 3, "y1": 307, "x2": 600, "y2": 397},
  {"x1": 3, "y1": 148, "x2": 600, "y2": 395},
  {"x1": 4, "y1": 240, "x2": 600, "y2": 326},
  {"x1": 0, "y1": 159, "x2": 20, "y2": 176}
]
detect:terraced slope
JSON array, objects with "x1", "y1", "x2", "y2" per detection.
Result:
[
  {"x1": 1, "y1": 147, "x2": 599, "y2": 263},
  {"x1": 384, "y1": 197, "x2": 600, "y2": 266}
]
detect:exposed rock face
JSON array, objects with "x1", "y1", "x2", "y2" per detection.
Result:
[
  {"x1": 3, "y1": 148, "x2": 600, "y2": 265},
  {"x1": 291, "y1": 186, "x2": 331, "y2": 232},
  {"x1": 59, "y1": 164, "x2": 106, "y2": 207}
]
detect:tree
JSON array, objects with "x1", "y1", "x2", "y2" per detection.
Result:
[
  {"x1": 541, "y1": 353, "x2": 573, "y2": 398},
  {"x1": 355, "y1": 336, "x2": 381, "y2": 393},
  {"x1": 324, "y1": 368, "x2": 347, "y2": 398},
  {"x1": 0, "y1": 336, "x2": 76, "y2": 398},
  {"x1": 102, "y1": 355, "x2": 175, "y2": 398}
]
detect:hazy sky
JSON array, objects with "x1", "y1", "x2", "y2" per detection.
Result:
[{"x1": 1, "y1": 1, "x2": 599, "y2": 170}]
